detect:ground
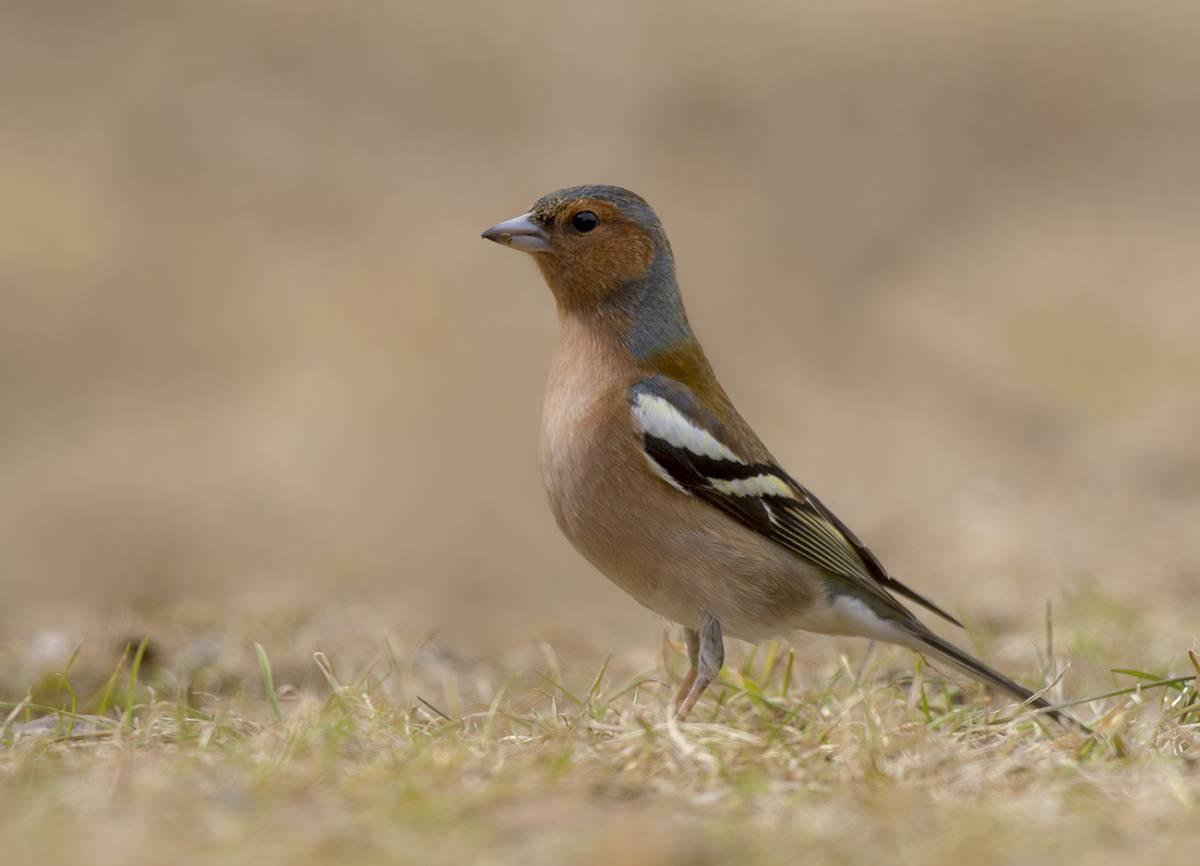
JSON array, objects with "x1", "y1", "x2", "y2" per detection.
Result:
[{"x1": 3, "y1": 602, "x2": 1196, "y2": 866}]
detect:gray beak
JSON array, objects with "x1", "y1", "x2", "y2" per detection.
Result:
[{"x1": 481, "y1": 212, "x2": 551, "y2": 253}]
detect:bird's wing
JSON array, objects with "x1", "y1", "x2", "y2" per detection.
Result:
[{"x1": 629, "y1": 376, "x2": 962, "y2": 628}]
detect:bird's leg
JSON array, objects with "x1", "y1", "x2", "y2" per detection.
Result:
[
  {"x1": 673, "y1": 627, "x2": 701, "y2": 712},
  {"x1": 675, "y1": 612, "x2": 724, "y2": 721}
]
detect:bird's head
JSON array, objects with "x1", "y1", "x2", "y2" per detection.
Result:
[{"x1": 482, "y1": 185, "x2": 673, "y2": 311}]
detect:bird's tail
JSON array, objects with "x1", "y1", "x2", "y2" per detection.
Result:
[{"x1": 902, "y1": 626, "x2": 1090, "y2": 733}]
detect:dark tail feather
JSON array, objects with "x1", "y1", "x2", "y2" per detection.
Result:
[
  {"x1": 908, "y1": 628, "x2": 1090, "y2": 733},
  {"x1": 884, "y1": 580, "x2": 964, "y2": 630}
]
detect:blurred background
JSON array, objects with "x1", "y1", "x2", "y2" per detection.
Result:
[{"x1": 2, "y1": 0, "x2": 1198, "y2": 687}]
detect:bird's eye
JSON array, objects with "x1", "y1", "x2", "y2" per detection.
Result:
[{"x1": 570, "y1": 211, "x2": 598, "y2": 233}]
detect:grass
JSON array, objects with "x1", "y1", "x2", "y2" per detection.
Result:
[{"x1": 2, "y1": 618, "x2": 1197, "y2": 866}]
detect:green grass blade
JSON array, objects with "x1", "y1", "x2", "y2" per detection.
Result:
[
  {"x1": 95, "y1": 643, "x2": 130, "y2": 718},
  {"x1": 122, "y1": 637, "x2": 150, "y2": 731},
  {"x1": 780, "y1": 649, "x2": 794, "y2": 699},
  {"x1": 255, "y1": 642, "x2": 284, "y2": 723}
]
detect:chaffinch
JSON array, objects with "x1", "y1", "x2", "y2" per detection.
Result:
[{"x1": 483, "y1": 184, "x2": 1078, "y2": 727}]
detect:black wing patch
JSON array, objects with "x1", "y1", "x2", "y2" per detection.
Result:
[{"x1": 642, "y1": 438, "x2": 775, "y2": 535}]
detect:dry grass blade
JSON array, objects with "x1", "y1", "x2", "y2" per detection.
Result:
[{"x1": 416, "y1": 695, "x2": 454, "y2": 722}]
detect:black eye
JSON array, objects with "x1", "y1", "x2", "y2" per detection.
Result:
[{"x1": 570, "y1": 211, "x2": 598, "y2": 233}]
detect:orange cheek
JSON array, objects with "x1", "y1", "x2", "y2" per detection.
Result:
[
  {"x1": 621, "y1": 226, "x2": 657, "y2": 276},
  {"x1": 537, "y1": 201, "x2": 659, "y2": 307},
  {"x1": 591, "y1": 225, "x2": 656, "y2": 285}
]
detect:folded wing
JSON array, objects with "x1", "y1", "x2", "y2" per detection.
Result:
[{"x1": 630, "y1": 376, "x2": 962, "y2": 628}]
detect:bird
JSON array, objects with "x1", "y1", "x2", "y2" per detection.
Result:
[{"x1": 482, "y1": 184, "x2": 1080, "y2": 728}]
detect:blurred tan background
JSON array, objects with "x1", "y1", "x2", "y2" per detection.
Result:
[{"x1": 2, "y1": 0, "x2": 1198, "y2": 674}]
